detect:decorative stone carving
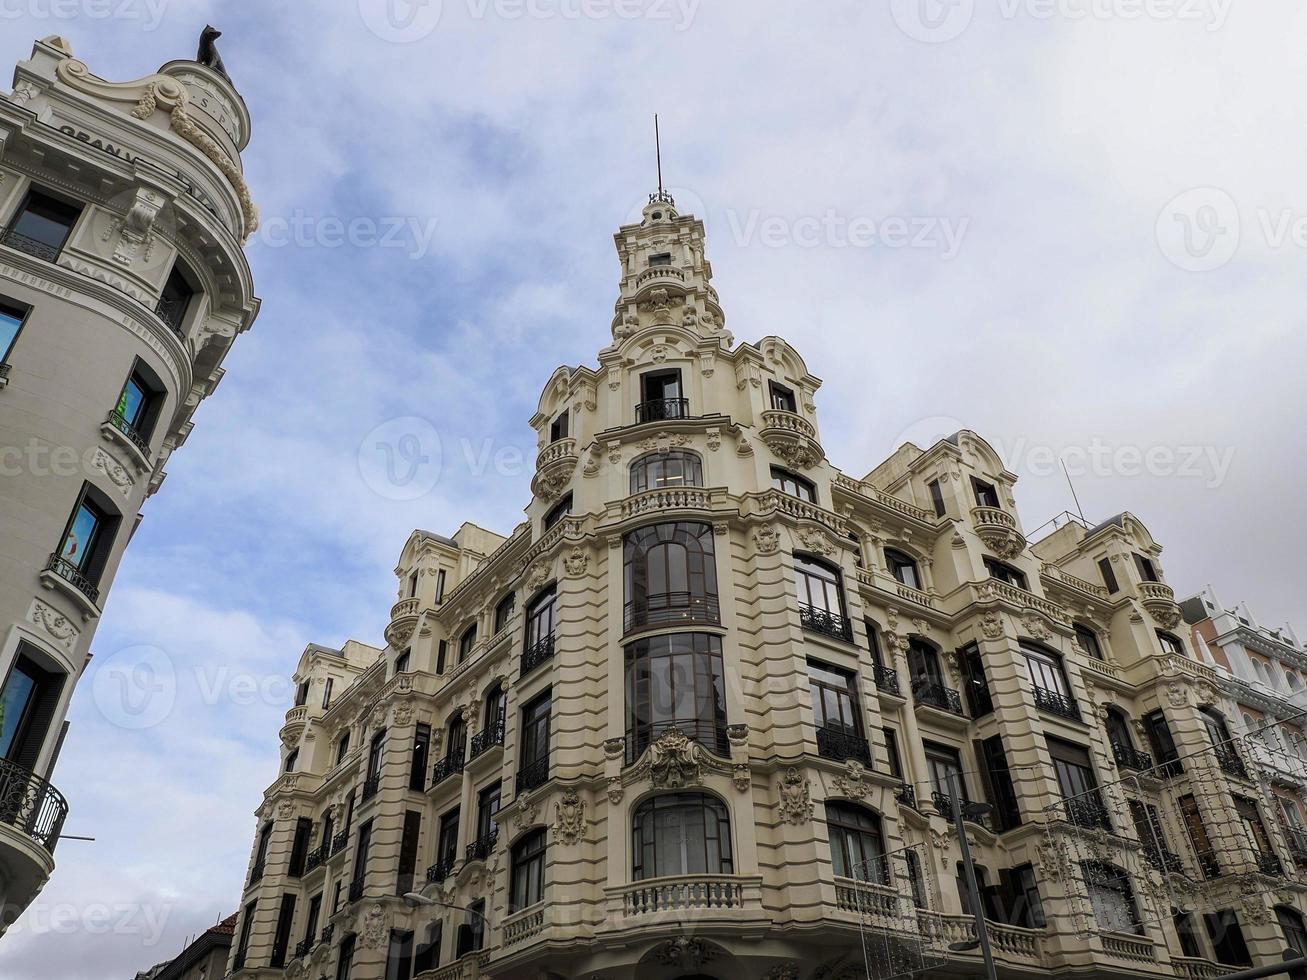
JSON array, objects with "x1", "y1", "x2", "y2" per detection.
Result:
[
  {"x1": 764, "y1": 965, "x2": 799, "y2": 980},
  {"x1": 277, "y1": 800, "x2": 296, "y2": 819},
  {"x1": 706, "y1": 427, "x2": 721, "y2": 451},
  {"x1": 832, "y1": 760, "x2": 871, "y2": 801},
  {"x1": 515, "y1": 794, "x2": 541, "y2": 829},
  {"x1": 777, "y1": 768, "x2": 813, "y2": 825},
  {"x1": 525, "y1": 561, "x2": 551, "y2": 591},
  {"x1": 980, "y1": 610, "x2": 1005, "y2": 639},
  {"x1": 733, "y1": 764, "x2": 751, "y2": 792},
  {"x1": 28, "y1": 599, "x2": 78, "y2": 650},
  {"x1": 563, "y1": 547, "x2": 588, "y2": 576},
  {"x1": 603, "y1": 737, "x2": 625, "y2": 760},
  {"x1": 8, "y1": 80, "x2": 39, "y2": 105},
  {"x1": 360, "y1": 903, "x2": 387, "y2": 949},
  {"x1": 582, "y1": 442, "x2": 603, "y2": 476},
  {"x1": 393, "y1": 701, "x2": 413, "y2": 727},
  {"x1": 1021, "y1": 612, "x2": 1051, "y2": 641},
  {"x1": 1165, "y1": 682, "x2": 1189, "y2": 709},
  {"x1": 554, "y1": 789, "x2": 586, "y2": 845},
  {"x1": 653, "y1": 937, "x2": 717, "y2": 967},
  {"x1": 607, "y1": 441, "x2": 622, "y2": 465},
  {"x1": 635, "y1": 432, "x2": 690, "y2": 454},
  {"x1": 797, "y1": 526, "x2": 836, "y2": 557},
  {"x1": 650, "y1": 343, "x2": 669, "y2": 363},
  {"x1": 648, "y1": 728, "x2": 703, "y2": 789},
  {"x1": 753, "y1": 525, "x2": 780, "y2": 556},
  {"x1": 102, "y1": 187, "x2": 166, "y2": 266},
  {"x1": 607, "y1": 776, "x2": 624, "y2": 805},
  {"x1": 726, "y1": 723, "x2": 748, "y2": 746}
]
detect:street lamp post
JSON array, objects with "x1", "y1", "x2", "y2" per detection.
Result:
[{"x1": 951, "y1": 771, "x2": 999, "y2": 980}]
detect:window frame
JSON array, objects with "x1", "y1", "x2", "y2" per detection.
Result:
[
  {"x1": 884, "y1": 548, "x2": 921, "y2": 590},
  {"x1": 55, "y1": 482, "x2": 121, "y2": 587},
  {"x1": 631, "y1": 791, "x2": 734, "y2": 881},
  {"x1": 6, "y1": 187, "x2": 82, "y2": 255},
  {"x1": 629, "y1": 449, "x2": 704, "y2": 494},
  {"x1": 509, "y1": 828, "x2": 547, "y2": 912},
  {"x1": 0, "y1": 295, "x2": 32, "y2": 365},
  {"x1": 768, "y1": 381, "x2": 798, "y2": 413},
  {"x1": 770, "y1": 466, "x2": 816, "y2": 503},
  {"x1": 825, "y1": 801, "x2": 889, "y2": 884},
  {"x1": 543, "y1": 493, "x2": 572, "y2": 531}
]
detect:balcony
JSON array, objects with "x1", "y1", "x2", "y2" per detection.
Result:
[
  {"x1": 623, "y1": 592, "x2": 721, "y2": 634},
  {"x1": 1214, "y1": 746, "x2": 1249, "y2": 779},
  {"x1": 503, "y1": 905, "x2": 547, "y2": 947},
  {"x1": 873, "y1": 664, "x2": 901, "y2": 697},
  {"x1": 531, "y1": 438, "x2": 578, "y2": 499},
  {"x1": 759, "y1": 409, "x2": 823, "y2": 469},
  {"x1": 931, "y1": 792, "x2": 991, "y2": 828},
  {"x1": 154, "y1": 294, "x2": 187, "y2": 335},
  {"x1": 971, "y1": 506, "x2": 1025, "y2": 560},
  {"x1": 1062, "y1": 794, "x2": 1112, "y2": 831},
  {"x1": 1141, "y1": 845, "x2": 1185, "y2": 874},
  {"x1": 426, "y1": 856, "x2": 456, "y2": 883},
  {"x1": 331, "y1": 829, "x2": 349, "y2": 855},
  {"x1": 361, "y1": 772, "x2": 381, "y2": 802},
  {"x1": 386, "y1": 596, "x2": 420, "y2": 647},
  {"x1": 303, "y1": 842, "x2": 330, "y2": 875},
  {"x1": 896, "y1": 783, "x2": 917, "y2": 809},
  {"x1": 918, "y1": 912, "x2": 1044, "y2": 966},
  {"x1": 912, "y1": 680, "x2": 964, "y2": 716},
  {"x1": 635, "y1": 397, "x2": 689, "y2": 424},
  {"x1": 1138, "y1": 581, "x2": 1182, "y2": 628},
  {"x1": 521, "y1": 634, "x2": 554, "y2": 678},
  {"x1": 42, "y1": 553, "x2": 100, "y2": 606},
  {"x1": 294, "y1": 937, "x2": 313, "y2": 959},
  {"x1": 0, "y1": 228, "x2": 60, "y2": 262},
  {"x1": 1111, "y1": 741, "x2": 1154, "y2": 773},
  {"x1": 348, "y1": 876, "x2": 364, "y2": 903},
  {"x1": 320, "y1": 924, "x2": 333, "y2": 947},
  {"x1": 832, "y1": 876, "x2": 899, "y2": 918},
  {"x1": 104, "y1": 409, "x2": 151, "y2": 461},
  {"x1": 1256, "y1": 851, "x2": 1284, "y2": 877},
  {"x1": 465, "y1": 827, "x2": 498, "y2": 863},
  {"x1": 516, "y1": 756, "x2": 549, "y2": 794},
  {"x1": 431, "y1": 752, "x2": 465, "y2": 787},
  {"x1": 0, "y1": 759, "x2": 68, "y2": 856},
  {"x1": 1287, "y1": 828, "x2": 1307, "y2": 864},
  {"x1": 468, "y1": 717, "x2": 505, "y2": 760},
  {"x1": 625, "y1": 719, "x2": 729, "y2": 766},
  {"x1": 1032, "y1": 687, "x2": 1081, "y2": 721},
  {"x1": 619, "y1": 874, "x2": 751, "y2": 916},
  {"x1": 816, "y1": 726, "x2": 872, "y2": 766},
  {"x1": 798, "y1": 603, "x2": 853, "y2": 643},
  {"x1": 249, "y1": 860, "x2": 265, "y2": 886}
]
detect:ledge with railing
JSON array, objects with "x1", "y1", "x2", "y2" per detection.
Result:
[
  {"x1": 912, "y1": 680, "x2": 964, "y2": 716},
  {"x1": 931, "y1": 792, "x2": 992, "y2": 829},
  {"x1": 431, "y1": 752, "x2": 465, "y2": 787},
  {"x1": 623, "y1": 592, "x2": 721, "y2": 634},
  {"x1": 42, "y1": 553, "x2": 100, "y2": 605},
  {"x1": 294, "y1": 936, "x2": 313, "y2": 959},
  {"x1": 319, "y1": 923, "x2": 334, "y2": 947},
  {"x1": 468, "y1": 717, "x2": 505, "y2": 760},
  {"x1": 895, "y1": 783, "x2": 917, "y2": 809},
  {"x1": 1256, "y1": 851, "x2": 1285, "y2": 877},
  {"x1": 248, "y1": 860, "x2": 265, "y2": 886},
  {"x1": 611, "y1": 873, "x2": 762, "y2": 920},
  {"x1": 521, "y1": 634, "x2": 555, "y2": 678},
  {"x1": 331, "y1": 829, "x2": 349, "y2": 855},
  {"x1": 832, "y1": 876, "x2": 898, "y2": 918},
  {"x1": 153, "y1": 294, "x2": 188, "y2": 335},
  {"x1": 1111, "y1": 741, "x2": 1154, "y2": 772},
  {"x1": 0, "y1": 758, "x2": 68, "y2": 856},
  {"x1": 1062, "y1": 794, "x2": 1112, "y2": 831},
  {"x1": 303, "y1": 841, "x2": 330, "y2": 875},
  {"x1": 1099, "y1": 930, "x2": 1156, "y2": 963},
  {"x1": 918, "y1": 911, "x2": 1044, "y2": 964},
  {"x1": 799, "y1": 603, "x2": 853, "y2": 643},
  {"x1": 1287, "y1": 828, "x2": 1307, "y2": 865},
  {"x1": 361, "y1": 772, "x2": 381, "y2": 801},
  {"x1": 1032, "y1": 686, "x2": 1081, "y2": 721},
  {"x1": 634, "y1": 397, "x2": 690, "y2": 424},
  {"x1": 624, "y1": 719, "x2": 730, "y2": 766},
  {"x1": 1172, "y1": 956, "x2": 1225, "y2": 979},
  {"x1": 816, "y1": 725, "x2": 872, "y2": 765},
  {"x1": 465, "y1": 827, "x2": 498, "y2": 864},
  {"x1": 104, "y1": 409, "x2": 151, "y2": 459},
  {"x1": 427, "y1": 856, "x2": 456, "y2": 882},
  {"x1": 1141, "y1": 844, "x2": 1185, "y2": 874},
  {"x1": 1214, "y1": 746, "x2": 1249, "y2": 780},
  {"x1": 502, "y1": 904, "x2": 547, "y2": 946},
  {"x1": 873, "y1": 664, "x2": 901, "y2": 697},
  {"x1": 0, "y1": 228, "x2": 60, "y2": 262},
  {"x1": 516, "y1": 755, "x2": 549, "y2": 794},
  {"x1": 347, "y1": 876, "x2": 364, "y2": 903}
]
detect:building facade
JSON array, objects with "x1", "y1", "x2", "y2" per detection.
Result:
[
  {"x1": 231, "y1": 194, "x2": 1307, "y2": 980},
  {"x1": 0, "y1": 35, "x2": 258, "y2": 923},
  {"x1": 134, "y1": 912, "x2": 237, "y2": 980}
]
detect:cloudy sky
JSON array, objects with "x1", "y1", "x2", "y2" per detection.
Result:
[{"x1": 2, "y1": 0, "x2": 1306, "y2": 976}]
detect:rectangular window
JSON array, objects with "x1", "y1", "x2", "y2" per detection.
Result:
[
  {"x1": 270, "y1": 893, "x2": 296, "y2": 968},
  {"x1": 435, "y1": 570, "x2": 446, "y2": 603},
  {"x1": 543, "y1": 493, "x2": 572, "y2": 531},
  {"x1": 251, "y1": 822, "x2": 272, "y2": 882},
  {"x1": 769, "y1": 381, "x2": 797, "y2": 413},
  {"x1": 353, "y1": 820, "x2": 373, "y2": 887},
  {"x1": 385, "y1": 929, "x2": 414, "y2": 980},
  {"x1": 1205, "y1": 910, "x2": 1253, "y2": 966},
  {"x1": 882, "y1": 727, "x2": 902, "y2": 779},
  {"x1": 1023, "y1": 644, "x2": 1072, "y2": 699},
  {"x1": 0, "y1": 646, "x2": 65, "y2": 770},
  {"x1": 397, "y1": 810, "x2": 421, "y2": 896},
  {"x1": 648, "y1": 251, "x2": 672, "y2": 266},
  {"x1": 367, "y1": 729, "x2": 386, "y2": 780},
  {"x1": 770, "y1": 466, "x2": 816, "y2": 503},
  {"x1": 997, "y1": 864, "x2": 1045, "y2": 928},
  {"x1": 924, "y1": 741, "x2": 966, "y2": 806},
  {"x1": 1134, "y1": 554, "x2": 1160, "y2": 582},
  {"x1": 56, "y1": 483, "x2": 120, "y2": 586},
  {"x1": 984, "y1": 557, "x2": 1028, "y2": 591},
  {"x1": 808, "y1": 659, "x2": 863, "y2": 734},
  {"x1": 1179, "y1": 795, "x2": 1220, "y2": 877},
  {"x1": 409, "y1": 723, "x2": 430, "y2": 791},
  {"x1": 1234, "y1": 796, "x2": 1276, "y2": 861},
  {"x1": 294, "y1": 680, "x2": 309, "y2": 707},
  {"x1": 548, "y1": 411, "x2": 569, "y2": 442},
  {"x1": 476, "y1": 782, "x2": 501, "y2": 842},
  {"x1": 6, "y1": 189, "x2": 81, "y2": 256},
  {"x1": 336, "y1": 933, "x2": 356, "y2": 980},
  {"x1": 303, "y1": 893, "x2": 323, "y2": 949},
  {"x1": 1144, "y1": 710, "x2": 1184, "y2": 775},
  {"x1": 323, "y1": 677, "x2": 334, "y2": 708},
  {"x1": 394, "y1": 650, "x2": 410, "y2": 675},
  {"x1": 436, "y1": 807, "x2": 460, "y2": 871},
  {"x1": 435, "y1": 640, "x2": 447, "y2": 674},
  {"x1": 928, "y1": 479, "x2": 946, "y2": 517},
  {"x1": 0, "y1": 296, "x2": 30, "y2": 365},
  {"x1": 113, "y1": 361, "x2": 165, "y2": 446},
  {"x1": 235, "y1": 900, "x2": 256, "y2": 967},
  {"x1": 289, "y1": 816, "x2": 311, "y2": 876},
  {"x1": 960, "y1": 645, "x2": 993, "y2": 717},
  {"x1": 1074, "y1": 624, "x2": 1104, "y2": 661},
  {"x1": 1174, "y1": 910, "x2": 1203, "y2": 959},
  {"x1": 461, "y1": 901, "x2": 486, "y2": 955},
  {"x1": 413, "y1": 922, "x2": 442, "y2": 974},
  {"x1": 1047, "y1": 736, "x2": 1108, "y2": 829},
  {"x1": 1099, "y1": 557, "x2": 1119, "y2": 593},
  {"x1": 336, "y1": 730, "x2": 351, "y2": 764},
  {"x1": 971, "y1": 477, "x2": 1001, "y2": 509},
  {"x1": 157, "y1": 262, "x2": 196, "y2": 332},
  {"x1": 976, "y1": 736, "x2": 1021, "y2": 831}
]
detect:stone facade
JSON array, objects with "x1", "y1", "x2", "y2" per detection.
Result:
[
  {"x1": 0, "y1": 35, "x2": 258, "y2": 925},
  {"x1": 230, "y1": 193, "x2": 1306, "y2": 980}
]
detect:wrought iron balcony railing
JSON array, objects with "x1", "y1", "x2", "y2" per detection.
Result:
[
  {"x1": 466, "y1": 826, "x2": 499, "y2": 863},
  {"x1": 469, "y1": 717, "x2": 506, "y2": 760},
  {"x1": 635, "y1": 397, "x2": 689, "y2": 424},
  {"x1": 799, "y1": 603, "x2": 854, "y2": 643},
  {"x1": 1, "y1": 228, "x2": 60, "y2": 261},
  {"x1": 931, "y1": 791, "x2": 991, "y2": 828},
  {"x1": 967, "y1": 685, "x2": 994, "y2": 718},
  {"x1": 624, "y1": 719, "x2": 730, "y2": 765},
  {"x1": 1196, "y1": 851, "x2": 1222, "y2": 879},
  {"x1": 816, "y1": 726, "x2": 872, "y2": 766},
  {"x1": 0, "y1": 758, "x2": 68, "y2": 855},
  {"x1": 361, "y1": 772, "x2": 381, "y2": 801},
  {"x1": 154, "y1": 294, "x2": 187, "y2": 334},
  {"x1": 294, "y1": 937, "x2": 313, "y2": 959},
  {"x1": 347, "y1": 876, "x2": 364, "y2": 903},
  {"x1": 43, "y1": 553, "x2": 99, "y2": 604},
  {"x1": 873, "y1": 664, "x2": 901, "y2": 697},
  {"x1": 1063, "y1": 794, "x2": 1112, "y2": 831},
  {"x1": 896, "y1": 783, "x2": 916, "y2": 808},
  {"x1": 1256, "y1": 851, "x2": 1284, "y2": 877},
  {"x1": 1111, "y1": 741, "x2": 1154, "y2": 772},
  {"x1": 912, "y1": 680, "x2": 965, "y2": 716},
  {"x1": 303, "y1": 842, "x2": 329, "y2": 875},
  {"x1": 431, "y1": 752, "x2": 465, "y2": 787},
  {"x1": 1142, "y1": 845, "x2": 1185, "y2": 874},
  {"x1": 1288, "y1": 829, "x2": 1307, "y2": 864},
  {"x1": 319, "y1": 924, "x2": 334, "y2": 946},
  {"x1": 105, "y1": 409, "x2": 151, "y2": 457},
  {"x1": 624, "y1": 592, "x2": 721, "y2": 633},
  {"x1": 516, "y1": 755, "x2": 550, "y2": 794},
  {"x1": 1033, "y1": 687, "x2": 1081, "y2": 721},
  {"x1": 1214, "y1": 746, "x2": 1249, "y2": 779},
  {"x1": 426, "y1": 856, "x2": 456, "y2": 883},
  {"x1": 521, "y1": 633, "x2": 555, "y2": 677},
  {"x1": 331, "y1": 829, "x2": 349, "y2": 855}
]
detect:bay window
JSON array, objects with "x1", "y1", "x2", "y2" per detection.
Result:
[
  {"x1": 632, "y1": 792, "x2": 733, "y2": 880},
  {"x1": 625, "y1": 632, "x2": 727, "y2": 763},
  {"x1": 623, "y1": 521, "x2": 719, "y2": 632}
]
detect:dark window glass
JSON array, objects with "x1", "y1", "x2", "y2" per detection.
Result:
[
  {"x1": 1174, "y1": 910, "x2": 1203, "y2": 958},
  {"x1": 436, "y1": 807, "x2": 459, "y2": 869},
  {"x1": 236, "y1": 900, "x2": 256, "y2": 964},
  {"x1": 270, "y1": 893, "x2": 296, "y2": 967},
  {"x1": 998, "y1": 864, "x2": 1045, "y2": 927},
  {"x1": 336, "y1": 731, "x2": 351, "y2": 764},
  {"x1": 397, "y1": 811, "x2": 421, "y2": 896},
  {"x1": 885, "y1": 549, "x2": 920, "y2": 590},
  {"x1": 960, "y1": 645, "x2": 992, "y2": 717},
  {"x1": 1144, "y1": 710, "x2": 1183, "y2": 773},
  {"x1": 394, "y1": 651, "x2": 410, "y2": 675},
  {"x1": 367, "y1": 729, "x2": 386, "y2": 780},
  {"x1": 971, "y1": 477, "x2": 1001, "y2": 509},
  {"x1": 632, "y1": 792, "x2": 733, "y2": 880},
  {"x1": 410, "y1": 724, "x2": 430, "y2": 791},
  {"x1": 493, "y1": 592, "x2": 516, "y2": 634},
  {"x1": 769, "y1": 381, "x2": 797, "y2": 412},
  {"x1": 7, "y1": 190, "x2": 80, "y2": 252},
  {"x1": 1157, "y1": 630, "x2": 1185, "y2": 656},
  {"x1": 625, "y1": 633, "x2": 726, "y2": 758},
  {"x1": 1082, "y1": 861, "x2": 1141, "y2": 934},
  {"x1": 1022, "y1": 643, "x2": 1072, "y2": 699},
  {"x1": 548, "y1": 411, "x2": 569, "y2": 442},
  {"x1": 543, "y1": 494, "x2": 572, "y2": 531},
  {"x1": 435, "y1": 640, "x2": 447, "y2": 674},
  {"x1": 1074, "y1": 623, "x2": 1104, "y2": 660},
  {"x1": 1276, "y1": 905, "x2": 1307, "y2": 957},
  {"x1": 289, "y1": 817, "x2": 311, "y2": 876},
  {"x1": 0, "y1": 298, "x2": 27, "y2": 363},
  {"x1": 158, "y1": 262, "x2": 196, "y2": 330},
  {"x1": 484, "y1": 683, "x2": 506, "y2": 730},
  {"x1": 1134, "y1": 554, "x2": 1160, "y2": 582},
  {"x1": 463, "y1": 901, "x2": 485, "y2": 954},
  {"x1": 977, "y1": 736, "x2": 1021, "y2": 831},
  {"x1": 882, "y1": 728, "x2": 903, "y2": 779},
  {"x1": 435, "y1": 570, "x2": 446, "y2": 603},
  {"x1": 906, "y1": 851, "x2": 928, "y2": 908},
  {"x1": 336, "y1": 933, "x2": 356, "y2": 980},
  {"x1": 445, "y1": 715, "x2": 466, "y2": 762},
  {"x1": 384, "y1": 929, "x2": 413, "y2": 980},
  {"x1": 0, "y1": 648, "x2": 65, "y2": 770},
  {"x1": 413, "y1": 921, "x2": 442, "y2": 974},
  {"x1": 923, "y1": 741, "x2": 966, "y2": 802},
  {"x1": 649, "y1": 251, "x2": 672, "y2": 266},
  {"x1": 303, "y1": 893, "x2": 323, "y2": 949},
  {"x1": 641, "y1": 369, "x2": 682, "y2": 402},
  {"x1": 284, "y1": 748, "x2": 299, "y2": 773},
  {"x1": 624, "y1": 521, "x2": 719, "y2": 630},
  {"x1": 1205, "y1": 910, "x2": 1253, "y2": 966},
  {"x1": 525, "y1": 585, "x2": 556, "y2": 648},
  {"x1": 629, "y1": 450, "x2": 704, "y2": 494},
  {"x1": 771, "y1": 466, "x2": 816, "y2": 503},
  {"x1": 114, "y1": 361, "x2": 166, "y2": 444},
  {"x1": 907, "y1": 640, "x2": 944, "y2": 687},
  {"x1": 475, "y1": 783, "x2": 501, "y2": 842},
  {"x1": 510, "y1": 828, "x2": 547, "y2": 911},
  {"x1": 985, "y1": 557, "x2": 1028, "y2": 590},
  {"x1": 808, "y1": 659, "x2": 862, "y2": 734},
  {"x1": 520, "y1": 691, "x2": 551, "y2": 768},
  {"x1": 352, "y1": 820, "x2": 373, "y2": 887},
  {"x1": 928, "y1": 479, "x2": 946, "y2": 517},
  {"x1": 1099, "y1": 558, "x2": 1119, "y2": 593},
  {"x1": 826, "y1": 802, "x2": 888, "y2": 884},
  {"x1": 323, "y1": 678, "x2": 334, "y2": 708},
  {"x1": 1047, "y1": 738, "x2": 1101, "y2": 807},
  {"x1": 458, "y1": 624, "x2": 477, "y2": 661},
  {"x1": 1106, "y1": 710, "x2": 1135, "y2": 752},
  {"x1": 793, "y1": 553, "x2": 846, "y2": 617}
]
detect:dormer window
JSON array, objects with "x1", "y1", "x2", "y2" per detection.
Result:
[
  {"x1": 1134, "y1": 554, "x2": 1160, "y2": 582},
  {"x1": 769, "y1": 382, "x2": 798, "y2": 413},
  {"x1": 971, "y1": 477, "x2": 1001, "y2": 509},
  {"x1": 648, "y1": 252, "x2": 672, "y2": 267},
  {"x1": 549, "y1": 411, "x2": 569, "y2": 443}
]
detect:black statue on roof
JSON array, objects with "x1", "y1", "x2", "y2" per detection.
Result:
[{"x1": 196, "y1": 25, "x2": 229, "y2": 81}]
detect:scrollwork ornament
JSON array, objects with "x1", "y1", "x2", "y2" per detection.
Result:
[
  {"x1": 777, "y1": 767, "x2": 813, "y2": 825},
  {"x1": 753, "y1": 525, "x2": 780, "y2": 555},
  {"x1": 554, "y1": 789, "x2": 586, "y2": 845}
]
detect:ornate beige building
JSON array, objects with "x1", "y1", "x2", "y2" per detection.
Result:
[
  {"x1": 230, "y1": 193, "x2": 1306, "y2": 980},
  {"x1": 0, "y1": 35, "x2": 258, "y2": 924}
]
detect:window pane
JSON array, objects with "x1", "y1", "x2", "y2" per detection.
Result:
[
  {"x1": 0, "y1": 308, "x2": 22, "y2": 359},
  {"x1": 0, "y1": 665, "x2": 37, "y2": 758},
  {"x1": 60, "y1": 503, "x2": 101, "y2": 569}
]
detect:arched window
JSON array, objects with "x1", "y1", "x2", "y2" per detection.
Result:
[
  {"x1": 1275, "y1": 905, "x2": 1307, "y2": 956},
  {"x1": 543, "y1": 493, "x2": 572, "y2": 532},
  {"x1": 793, "y1": 554, "x2": 850, "y2": 641},
  {"x1": 446, "y1": 714, "x2": 467, "y2": 764},
  {"x1": 525, "y1": 585, "x2": 556, "y2": 650},
  {"x1": 631, "y1": 792, "x2": 733, "y2": 880},
  {"x1": 484, "y1": 683, "x2": 506, "y2": 731},
  {"x1": 907, "y1": 639, "x2": 944, "y2": 689},
  {"x1": 1021, "y1": 642, "x2": 1077, "y2": 719},
  {"x1": 983, "y1": 557, "x2": 1028, "y2": 591},
  {"x1": 1106, "y1": 708, "x2": 1135, "y2": 752},
  {"x1": 625, "y1": 633, "x2": 727, "y2": 762},
  {"x1": 458, "y1": 623, "x2": 478, "y2": 662},
  {"x1": 1081, "y1": 861, "x2": 1141, "y2": 934},
  {"x1": 825, "y1": 802, "x2": 888, "y2": 884},
  {"x1": 510, "y1": 828, "x2": 547, "y2": 911},
  {"x1": 884, "y1": 548, "x2": 921, "y2": 590},
  {"x1": 623, "y1": 522, "x2": 719, "y2": 632},
  {"x1": 629, "y1": 451, "x2": 704, "y2": 494},
  {"x1": 493, "y1": 592, "x2": 515, "y2": 634},
  {"x1": 1074, "y1": 623, "x2": 1104, "y2": 661}
]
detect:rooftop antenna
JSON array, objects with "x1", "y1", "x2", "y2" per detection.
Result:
[
  {"x1": 1061, "y1": 457, "x2": 1086, "y2": 524},
  {"x1": 655, "y1": 113, "x2": 664, "y2": 197}
]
